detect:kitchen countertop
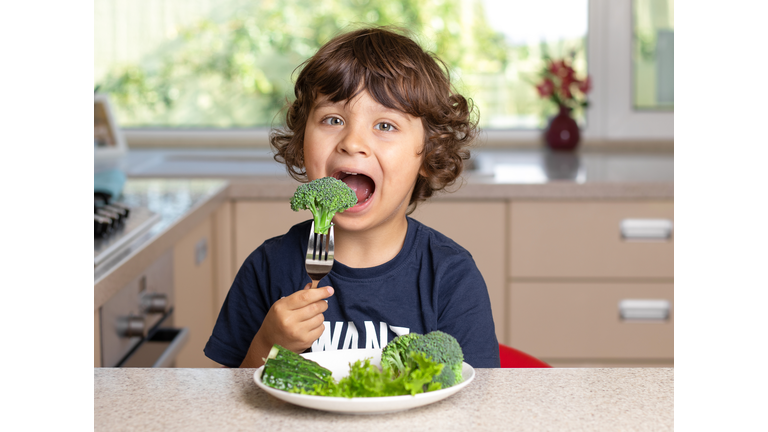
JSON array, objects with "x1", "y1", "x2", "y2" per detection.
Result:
[
  {"x1": 94, "y1": 367, "x2": 673, "y2": 431},
  {"x1": 122, "y1": 147, "x2": 673, "y2": 200}
]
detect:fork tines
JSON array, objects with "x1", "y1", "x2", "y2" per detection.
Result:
[
  {"x1": 305, "y1": 222, "x2": 335, "y2": 288},
  {"x1": 310, "y1": 231, "x2": 328, "y2": 260}
]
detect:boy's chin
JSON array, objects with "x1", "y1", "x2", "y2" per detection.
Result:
[{"x1": 332, "y1": 214, "x2": 372, "y2": 232}]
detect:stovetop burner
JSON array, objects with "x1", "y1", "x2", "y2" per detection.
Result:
[{"x1": 95, "y1": 192, "x2": 160, "y2": 268}]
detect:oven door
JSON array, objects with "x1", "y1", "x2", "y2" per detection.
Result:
[
  {"x1": 99, "y1": 249, "x2": 187, "y2": 367},
  {"x1": 119, "y1": 313, "x2": 189, "y2": 368}
]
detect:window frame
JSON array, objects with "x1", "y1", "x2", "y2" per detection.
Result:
[
  {"x1": 583, "y1": 0, "x2": 674, "y2": 145},
  {"x1": 123, "y1": 0, "x2": 673, "y2": 149}
]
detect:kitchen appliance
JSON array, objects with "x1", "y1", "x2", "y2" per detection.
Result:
[
  {"x1": 94, "y1": 191, "x2": 161, "y2": 267},
  {"x1": 95, "y1": 194, "x2": 188, "y2": 367},
  {"x1": 94, "y1": 92, "x2": 187, "y2": 367},
  {"x1": 94, "y1": 93, "x2": 127, "y2": 173},
  {"x1": 99, "y1": 249, "x2": 188, "y2": 367}
]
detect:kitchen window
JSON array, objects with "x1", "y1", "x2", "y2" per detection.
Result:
[
  {"x1": 94, "y1": 0, "x2": 672, "y2": 147},
  {"x1": 633, "y1": 0, "x2": 674, "y2": 110}
]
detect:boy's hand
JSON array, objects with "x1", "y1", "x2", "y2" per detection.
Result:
[
  {"x1": 263, "y1": 284, "x2": 333, "y2": 351},
  {"x1": 240, "y1": 284, "x2": 333, "y2": 367}
]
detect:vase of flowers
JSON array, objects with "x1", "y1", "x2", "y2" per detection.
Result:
[{"x1": 535, "y1": 54, "x2": 591, "y2": 151}]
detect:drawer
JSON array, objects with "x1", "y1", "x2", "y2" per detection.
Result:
[
  {"x1": 509, "y1": 201, "x2": 673, "y2": 278},
  {"x1": 508, "y1": 282, "x2": 673, "y2": 360}
]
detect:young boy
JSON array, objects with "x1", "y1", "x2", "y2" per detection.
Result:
[{"x1": 204, "y1": 26, "x2": 500, "y2": 368}]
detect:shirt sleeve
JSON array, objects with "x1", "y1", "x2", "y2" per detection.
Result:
[{"x1": 434, "y1": 250, "x2": 501, "y2": 368}]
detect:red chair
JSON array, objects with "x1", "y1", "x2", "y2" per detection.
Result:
[{"x1": 499, "y1": 344, "x2": 551, "y2": 368}]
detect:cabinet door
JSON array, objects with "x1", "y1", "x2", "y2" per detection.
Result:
[
  {"x1": 94, "y1": 310, "x2": 101, "y2": 367},
  {"x1": 508, "y1": 281, "x2": 674, "y2": 361},
  {"x1": 211, "y1": 201, "x2": 234, "y2": 314},
  {"x1": 410, "y1": 201, "x2": 507, "y2": 345},
  {"x1": 509, "y1": 201, "x2": 674, "y2": 279},
  {"x1": 234, "y1": 200, "x2": 311, "y2": 269},
  {"x1": 173, "y1": 216, "x2": 218, "y2": 367}
]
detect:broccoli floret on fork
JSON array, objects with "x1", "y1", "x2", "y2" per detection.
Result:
[{"x1": 290, "y1": 177, "x2": 357, "y2": 235}]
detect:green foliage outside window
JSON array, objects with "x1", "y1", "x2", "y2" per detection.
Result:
[{"x1": 96, "y1": 0, "x2": 586, "y2": 129}]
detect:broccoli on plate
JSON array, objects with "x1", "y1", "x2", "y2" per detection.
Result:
[
  {"x1": 380, "y1": 333, "x2": 421, "y2": 374},
  {"x1": 380, "y1": 330, "x2": 465, "y2": 389},
  {"x1": 290, "y1": 177, "x2": 357, "y2": 235}
]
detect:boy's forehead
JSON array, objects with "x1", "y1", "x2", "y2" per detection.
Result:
[{"x1": 312, "y1": 92, "x2": 410, "y2": 117}]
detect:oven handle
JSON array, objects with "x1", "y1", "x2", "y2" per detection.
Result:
[{"x1": 152, "y1": 327, "x2": 190, "y2": 368}]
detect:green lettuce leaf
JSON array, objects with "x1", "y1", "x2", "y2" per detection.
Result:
[{"x1": 291, "y1": 354, "x2": 444, "y2": 398}]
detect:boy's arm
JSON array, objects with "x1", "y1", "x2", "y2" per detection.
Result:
[
  {"x1": 239, "y1": 330, "x2": 273, "y2": 368},
  {"x1": 239, "y1": 284, "x2": 334, "y2": 368}
]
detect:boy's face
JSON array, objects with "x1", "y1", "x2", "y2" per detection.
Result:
[{"x1": 303, "y1": 90, "x2": 424, "y2": 234}]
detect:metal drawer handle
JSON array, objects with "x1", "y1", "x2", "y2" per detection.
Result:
[
  {"x1": 619, "y1": 299, "x2": 670, "y2": 321},
  {"x1": 151, "y1": 327, "x2": 190, "y2": 368},
  {"x1": 620, "y1": 219, "x2": 673, "y2": 240}
]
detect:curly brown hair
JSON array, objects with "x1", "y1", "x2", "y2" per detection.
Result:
[{"x1": 270, "y1": 26, "x2": 478, "y2": 211}]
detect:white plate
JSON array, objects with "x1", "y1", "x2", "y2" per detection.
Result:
[{"x1": 253, "y1": 348, "x2": 475, "y2": 414}]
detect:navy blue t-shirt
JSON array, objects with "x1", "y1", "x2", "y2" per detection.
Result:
[{"x1": 204, "y1": 217, "x2": 500, "y2": 368}]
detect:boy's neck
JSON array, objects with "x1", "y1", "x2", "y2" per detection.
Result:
[{"x1": 333, "y1": 216, "x2": 409, "y2": 269}]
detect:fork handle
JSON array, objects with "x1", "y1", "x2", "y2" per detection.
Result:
[{"x1": 310, "y1": 279, "x2": 320, "y2": 289}]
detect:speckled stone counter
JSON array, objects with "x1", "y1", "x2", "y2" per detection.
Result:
[{"x1": 94, "y1": 368, "x2": 673, "y2": 431}]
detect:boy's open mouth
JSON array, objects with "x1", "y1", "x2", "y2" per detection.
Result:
[{"x1": 335, "y1": 171, "x2": 374, "y2": 205}]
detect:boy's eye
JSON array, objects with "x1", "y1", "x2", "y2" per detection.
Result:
[
  {"x1": 323, "y1": 117, "x2": 344, "y2": 126},
  {"x1": 375, "y1": 122, "x2": 396, "y2": 132}
]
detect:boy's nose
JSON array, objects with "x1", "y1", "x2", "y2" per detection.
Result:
[{"x1": 337, "y1": 127, "x2": 370, "y2": 157}]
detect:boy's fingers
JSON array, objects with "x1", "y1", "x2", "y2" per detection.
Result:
[
  {"x1": 303, "y1": 283, "x2": 312, "y2": 290},
  {"x1": 293, "y1": 286, "x2": 333, "y2": 306},
  {"x1": 290, "y1": 294, "x2": 331, "y2": 322}
]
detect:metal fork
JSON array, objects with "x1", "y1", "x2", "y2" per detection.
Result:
[{"x1": 305, "y1": 221, "x2": 335, "y2": 289}]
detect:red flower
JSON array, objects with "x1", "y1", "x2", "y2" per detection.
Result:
[
  {"x1": 562, "y1": 65, "x2": 574, "y2": 80},
  {"x1": 577, "y1": 76, "x2": 592, "y2": 94},
  {"x1": 551, "y1": 60, "x2": 575, "y2": 79},
  {"x1": 548, "y1": 60, "x2": 560, "y2": 75},
  {"x1": 536, "y1": 78, "x2": 554, "y2": 97},
  {"x1": 535, "y1": 56, "x2": 591, "y2": 110}
]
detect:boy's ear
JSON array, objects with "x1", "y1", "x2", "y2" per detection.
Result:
[
  {"x1": 418, "y1": 165, "x2": 428, "y2": 178},
  {"x1": 418, "y1": 149, "x2": 428, "y2": 178}
]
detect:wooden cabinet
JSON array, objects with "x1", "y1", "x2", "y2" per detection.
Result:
[
  {"x1": 173, "y1": 215, "x2": 218, "y2": 368},
  {"x1": 507, "y1": 200, "x2": 674, "y2": 367},
  {"x1": 509, "y1": 201, "x2": 674, "y2": 279},
  {"x1": 211, "y1": 202, "x2": 234, "y2": 315},
  {"x1": 94, "y1": 310, "x2": 101, "y2": 367},
  {"x1": 509, "y1": 282, "x2": 673, "y2": 360},
  {"x1": 234, "y1": 200, "x2": 310, "y2": 269}
]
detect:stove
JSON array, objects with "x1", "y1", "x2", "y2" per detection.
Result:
[
  {"x1": 94, "y1": 190, "x2": 187, "y2": 367},
  {"x1": 94, "y1": 192, "x2": 160, "y2": 268}
]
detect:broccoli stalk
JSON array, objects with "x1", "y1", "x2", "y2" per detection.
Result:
[
  {"x1": 290, "y1": 177, "x2": 358, "y2": 234},
  {"x1": 380, "y1": 333, "x2": 422, "y2": 375}
]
